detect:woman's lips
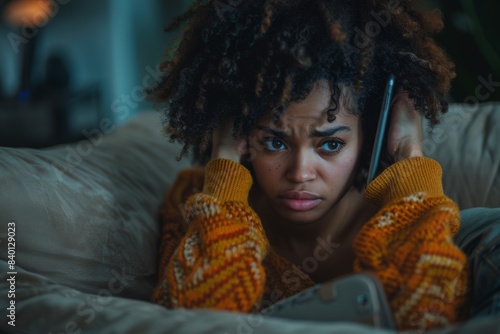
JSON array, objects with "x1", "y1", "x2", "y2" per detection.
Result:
[{"x1": 278, "y1": 191, "x2": 322, "y2": 211}]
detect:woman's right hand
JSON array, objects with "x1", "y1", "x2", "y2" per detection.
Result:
[{"x1": 211, "y1": 120, "x2": 248, "y2": 162}]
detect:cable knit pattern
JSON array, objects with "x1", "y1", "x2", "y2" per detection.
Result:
[
  {"x1": 353, "y1": 157, "x2": 468, "y2": 330},
  {"x1": 153, "y1": 160, "x2": 269, "y2": 311},
  {"x1": 153, "y1": 157, "x2": 468, "y2": 331}
]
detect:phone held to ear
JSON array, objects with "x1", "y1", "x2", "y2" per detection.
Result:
[
  {"x1": 262, "y1": 272, "x2": 395, "y2": 329},
  {"x1": 366, "y1": 74, "x2": 395, "y2": 186}
]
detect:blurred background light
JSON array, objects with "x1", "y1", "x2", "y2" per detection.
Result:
[{"x1": 3, "y1": 0, "x2": 54, "y2": 27}]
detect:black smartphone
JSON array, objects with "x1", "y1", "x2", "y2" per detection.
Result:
[{"x1": 366, "y1": 74, "x2": 395, "y2": 186}]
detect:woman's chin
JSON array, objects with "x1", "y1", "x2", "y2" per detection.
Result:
[{"x1": 274, "y1": 208, "x2": 324, "y2": 226}]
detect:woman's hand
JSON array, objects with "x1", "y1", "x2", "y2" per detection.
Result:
[
  {"x1": 211, "y1": 120, "x2": 248, "y2": 162},
  {"x1": 387, "y1": 88, "x2": 424, "y2": 162}
]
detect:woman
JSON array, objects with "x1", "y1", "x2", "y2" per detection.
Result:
[{"x1": 149, "y1": 0, "x2": 469, "y2": 330}]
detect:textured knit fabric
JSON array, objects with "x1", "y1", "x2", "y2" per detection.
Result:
[{"x1": 153, "y1": 157, "x2": 469, "y2": 331}]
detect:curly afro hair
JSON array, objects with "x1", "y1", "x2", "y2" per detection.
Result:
[{"x1": 148, "y1": 0, "x2": 455, "y2": 184}]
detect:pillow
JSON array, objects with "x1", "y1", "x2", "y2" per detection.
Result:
[
  {"x1": 424, "y1": 102, "x2": 500, "y2": 209},
  {"x1": 1, "y1": 259, "x2": 401, "y2": 334},
  {"x1": 0, "y1": 111, "x2": 191, "y2": 301}
]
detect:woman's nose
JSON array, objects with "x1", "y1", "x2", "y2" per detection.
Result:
[{"x1": 285, "y1": 150, "x2": 317, "y2": 184}]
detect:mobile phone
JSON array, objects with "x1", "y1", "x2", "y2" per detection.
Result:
[
  {"x1": 366, "y1": 74, "x2": 395, "y2": 186},
  {"x1": 261, "y1": 272, "x2": 395, "y2": 329}
]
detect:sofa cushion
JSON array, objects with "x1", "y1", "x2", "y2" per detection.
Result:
[
  {"x1": 424, "y1": 102, "x2": 500, "y2": 209},
  {"x1": 0, "y1": 111, "x2": 191, "y2": 300}
]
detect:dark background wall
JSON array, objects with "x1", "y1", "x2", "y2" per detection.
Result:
[
  {"x1": 430, "y1": 0, "x2": 500, "y2": 103},
  {"x1": 0, "y1": 0, "x2": 498, "y2": 147}
]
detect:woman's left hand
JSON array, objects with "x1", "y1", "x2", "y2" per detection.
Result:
[{"x1": 387, "y1": 88, "x2": 424, "y2": 162}]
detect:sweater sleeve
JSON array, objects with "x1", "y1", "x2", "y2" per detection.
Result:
[
  {"x1": 152, "y1": 159, "x2": 269, "y2": 312},
  {"x1": 353, "y1": 157, "x2": 469, "y2": 331}
]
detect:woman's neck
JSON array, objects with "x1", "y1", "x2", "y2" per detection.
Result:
[
  {"x1": 252, "y1": 185, "x2": 375, "y2": 243},
  {"x1": 249, "y1": 185, "x2": 379, "y2": 281}
]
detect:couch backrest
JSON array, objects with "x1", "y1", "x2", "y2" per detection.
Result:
[{"x1": 424, "y1": 102, "x2": 500, "y2": 209}]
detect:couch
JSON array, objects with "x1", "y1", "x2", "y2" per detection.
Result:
[{"x1": 0, "y1": 102, "x2": 499, "y2": 333}]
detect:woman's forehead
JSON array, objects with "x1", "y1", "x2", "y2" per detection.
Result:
[
  {"x1": 256, "y1": 82, "x2": 359, "y2": 131},
  {"x1": 256, "y1": 109, "x2": 359, "y2": 138}
]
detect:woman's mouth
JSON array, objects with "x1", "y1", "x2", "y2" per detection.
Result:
[{"x1": 278, "y1": 191, "x2": 322, "y2": 211}]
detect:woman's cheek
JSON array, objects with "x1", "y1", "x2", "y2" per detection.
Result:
[
  {"x1": 253, "y1": 156, "x2": 271, "y2": 173},
  {"x1": 253, "y1": 155, "x2": 281, "y2": 180}
]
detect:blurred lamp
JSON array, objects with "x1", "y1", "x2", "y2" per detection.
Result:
[
  {"x1": 3, "y1": 0, "x2": 53, "y2": 27},
  {"x1": 2, "y1": 0, "x2": 55, "y2": 101}
]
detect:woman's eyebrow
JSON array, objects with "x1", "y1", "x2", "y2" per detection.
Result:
[
  {"x1": 255, "y1": 125, "x2": 352, "y2": 138},
  {"x1": 312, "y1": 126, "x2": 351, "y2": 137},
  {"x1": 255, "y1": 126, "x2": 290, "y2": 138}
]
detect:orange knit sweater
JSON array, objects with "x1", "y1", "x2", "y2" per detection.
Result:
[{"x1": 153, "y1": 157, "x2": 468, "y2": 331}]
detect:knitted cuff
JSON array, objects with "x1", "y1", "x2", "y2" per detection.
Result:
[
  {"x1": 203, "y1": 158, "x2": 253, "y2": 203},
  {"x1": 364, "y1": 157, "x2": 444, "y2": 207}
]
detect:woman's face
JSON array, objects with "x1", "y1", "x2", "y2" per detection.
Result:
[{"x1": 249, "y1": 81, "x2": 364, "y2": 225}]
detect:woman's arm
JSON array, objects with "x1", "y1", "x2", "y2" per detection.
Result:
[
  {"x1": 353, "y1": 157, "x2": 468, "y2": 331},
  {"x1": 153, "y1": 143, "x2": 269, "y2": 312},
  {"x1": 354, "y1": 91, "x2": 468, "y2": 331}
]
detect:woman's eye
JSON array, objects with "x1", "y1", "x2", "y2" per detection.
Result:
[
  {"x1": 262, "y1": 138, "x2": 286, "y2": 151},
  {"x1": 320, "y1": 140, "x2": 344, "y2": 153}
]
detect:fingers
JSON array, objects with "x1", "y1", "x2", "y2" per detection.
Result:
[
  {"x1": 387, "y1": 88, "x2": 424, "y2": 162},
  {"x1": 211, "y1": 120, "x2": 247, "y2": 162}
]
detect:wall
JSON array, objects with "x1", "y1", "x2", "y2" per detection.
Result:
[
  {"x1": 0, "y1": 0, "x2": 190, "y2": 140},
  {"x1": 108, "y1": 0, "x2": 192, "y2": 124}
]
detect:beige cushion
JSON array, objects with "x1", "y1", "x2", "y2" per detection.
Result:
[
  {"x1": 424, "y1": 102, "x2": 500, "y2": 209},
  {"x1": 0, "y1": 111, "x2": 191, "y2": 300}
]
